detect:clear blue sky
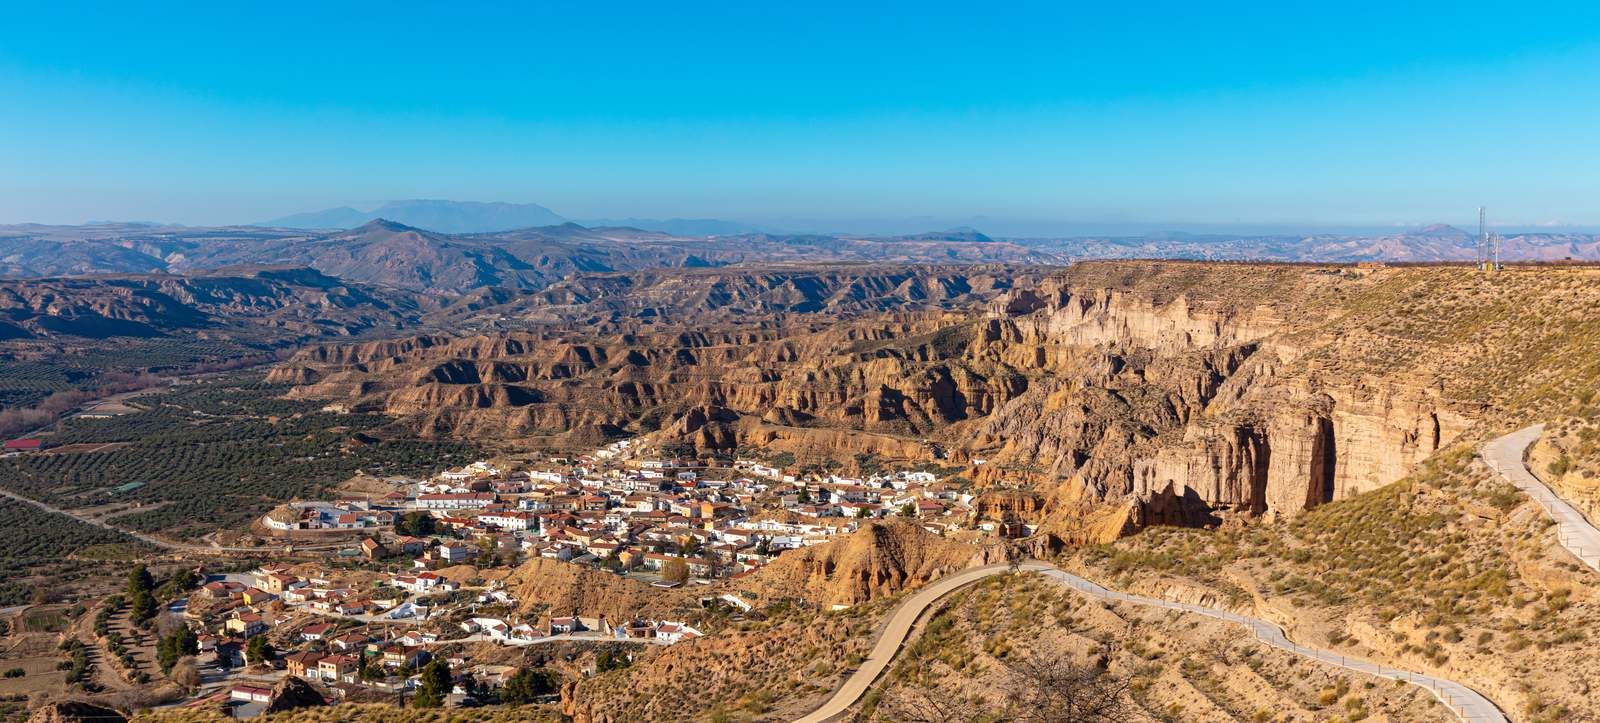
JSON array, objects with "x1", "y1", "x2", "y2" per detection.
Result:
[{"x1": 3, "y1": 2, "x2": 1599, "y2": 232}]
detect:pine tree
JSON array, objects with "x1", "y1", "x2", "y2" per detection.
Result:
[
  {"x1": 127, "y1": 564, "x2": 154, "y2": 597},
  {"x1": 245, "y1": 636, "x2": 273, "y2": 667},
  {"x1": 501, "y1": 667, "x2": 559, "y2": 703},
  {"x1": 412, "y1": 659, "x2": 451, "y2": 708}
]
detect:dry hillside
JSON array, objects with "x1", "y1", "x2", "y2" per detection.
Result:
[
  {"x1": 732, "y1": 520, "x2": 989, "y2": 607},
  {"x1": 562, "y1": 601, "x2": 884, "y2": 722},
  {"x1": 867, "y1": 572, "x2": 1450, "y2": 722},
  {"x1": 1527, "y1": 400, "x2": 1600, "y2": 522},
  {"x1": 1074, "y1": 445, "x2": 1600, "y2": 722},
  {"x1": 507, "y1": 556, "x2": 698, "y2": 624}
]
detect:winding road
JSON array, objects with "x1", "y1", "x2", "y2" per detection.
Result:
[
  {"x1": 795, "y1": 561, "x2": 1507, "y2": 723},
  {"x1": 793, "y1": 563, "x2": 1017, "y2": 723},
  {"x1": 1481, "y1": 424, "x2": 1600, "y2": 572}
]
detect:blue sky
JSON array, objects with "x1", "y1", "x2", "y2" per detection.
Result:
[{"x1": 3, "y1": 2, "x2": 1599, "y2": 232}]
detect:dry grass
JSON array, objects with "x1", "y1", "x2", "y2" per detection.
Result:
[
  {"x1": 569, "y1": 600, "x2": 888, "y2": 723},
  {"x1": 868, "y1": 572, "x2": 1446, "y2": 723},
  {"x1": 1076, "y1": 444, "x2": 1600, "y2": 721}
]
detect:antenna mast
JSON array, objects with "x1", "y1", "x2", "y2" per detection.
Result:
[{"x1": 1477, "y1": 206, "x2": 1501, "y2": 272}]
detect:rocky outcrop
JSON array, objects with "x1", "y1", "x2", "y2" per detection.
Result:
[
  {"x1": 971, "y1": 491, "x2": 1047, "y2": 520},
  {"x1": 26, "y1": 702, "x2": 127, "y2": 723},
  {"x1": 734, "y1": 520, "x2": 985, "y2": 607},
  {"x1": 277, "y1": 261, "x2": 1508, "y2": 536},
  {"x1": 263, "y1": 676, "x2": 328, "y2": 714},
  {"x1": 508, "y1": 557, "x2": 691, "y2": 623}
]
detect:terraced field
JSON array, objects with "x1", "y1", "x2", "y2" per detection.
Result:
[{"x1": 0, "y1": 376, "x2": 480, "y2": 539}]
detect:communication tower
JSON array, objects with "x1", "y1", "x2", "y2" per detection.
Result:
[{"x1": 1477, "y1": 207, "x2": 1502, "y2": 272}]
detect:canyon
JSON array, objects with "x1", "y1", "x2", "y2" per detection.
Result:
[
  {"x1": 17, "y1": 259, "x2": 1600, "y2": 723},
  {"x1": 267, "y1": 260, "x2": 1596, "y2": 544}
]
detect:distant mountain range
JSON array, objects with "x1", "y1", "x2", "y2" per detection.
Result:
[
  {"x1": 261, "y1": 200, "x2": 565, "y2": 233},
  {"x1": 6, "y1": 213, "x2": 1600, "y2": 296},
  {"x1": 574, "y1": 217, "x2": 763, "y2": 236},
  {"x1": 0, "y1": 219, "x2": 1056, "y2": 293},
  {"x1": 259, "y1": 199, "x2": 778, "y2": 237}
]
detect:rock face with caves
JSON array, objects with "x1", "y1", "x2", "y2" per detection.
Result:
[{"x1": 276, "y1": 261, "x2": 1566, "y2": 539}]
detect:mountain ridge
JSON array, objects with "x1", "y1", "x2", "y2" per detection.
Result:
[
  {"x1": 8, "y1": 218, "x2": 1600, "y2": 295},
  {"x1": 259, "y1": 199, "x2": 564, "y2": 232}
]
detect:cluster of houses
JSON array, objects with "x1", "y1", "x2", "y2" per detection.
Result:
[
  {"x1": 457, "y1": 612, "x2": 700, "y2": 645},
  {"x1": 314, "y1": 449, "x2": 986, "y2": 586},
  {"x1": 198, "y1": 560, "x2": 702, "y2": 712},
  {"x1": 176, "y1": 442, "x2": 1003, "y2": 714},
  {"x1": 263, "y1": 500, "x2": 395, "y2": 531}
]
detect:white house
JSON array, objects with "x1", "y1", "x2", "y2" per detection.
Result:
[
  {"x1": 416, "y1": 493, "x2": 495, "y2": 510},
  {"x1": 478, "y1": 511, "x2": 533, "y2": 531},
  {"x1": 387, "y1": 601, "x2": 431, "y2": 620},
  {"x1": 392, "y1": 572, "x2": 442, "y2": 593},
  {"x1": 654, "y1": 621, "x2": 702, "y2": 644},
  {"x1": 230, "y1": 685, "x2": 272, "y2": 704}
]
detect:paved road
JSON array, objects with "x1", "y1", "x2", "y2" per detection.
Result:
[
  {"x1": 795, "y1": 561, "x2": 1506, "y2": 723},
  {"x1": 1481, "y1": 424, "x2": 1600, "y2": 572},
  {"x1": 792, "y1": 563, "x2": 1016, "y2": 723},
  {"x1": 1034, "y1": 567, "x2": 1506, "y2": 723}
]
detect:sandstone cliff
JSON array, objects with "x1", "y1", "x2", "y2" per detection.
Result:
[
  {"x1": 274, "y1": 261, "x2": 1600, "y2": 539},
  {"x1": 507, "y1": 557, "x2": 695, "y2": 624},
  {"x1": 733, "y1": 520, "x2": 986, "y2": 607}
]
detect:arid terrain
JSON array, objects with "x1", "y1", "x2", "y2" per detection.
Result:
[
  {"x1": 6, "y1": 257, "x2": 1600, "y2": 723},
  {"x1": 12, "y1": 3, "x2": 1600, "y2": 719},
  {"x1": 270, "y1": 261, "x2": 1600, "y2": 535}
]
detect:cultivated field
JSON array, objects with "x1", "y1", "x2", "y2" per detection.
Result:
[{"x1": 0, "y1": 375, "x2": 481, "y2": 539}]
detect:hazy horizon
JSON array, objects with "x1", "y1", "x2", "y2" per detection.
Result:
[{"x1": 12, "y1": 199, "x2": 1598, "y2": 238}]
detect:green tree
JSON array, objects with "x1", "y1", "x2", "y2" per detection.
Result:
[
  {"x1": 596, "y1": 648, "x2": 630, "y2": 673},
  {"x1": 129, "y1": 588, "x2": 158, "y2": 626},
  {"x1": 501, "y1": 667, "x2": 560, "y2": 703},
  {"x1": 156, "y1": 626, "x2": 198, "y2": 673},
  {"x1": 413, "y1": 659, "x2": 451, "y2": 708},
  {"x1": 245, "y1": 636, "x2": 274, "y2": 666},
  {"x1": 855, "y1": 506, "x2": 872, "y2": 519},
  {"x1": 127, "y1": 564, "x2": 154, "y2": 597},
  {"x1": 126, "y1": 564, "x2": 158, "y2": 626},
  {"x1": 156, "y1": 567, "x2": 202, "y2": 600},
  {"x1": 899, "y1": 503, "x2": 916, "y2": 517},
  {"x1": 397, "y1": 511, "x2": 439, "y2": 537}
]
